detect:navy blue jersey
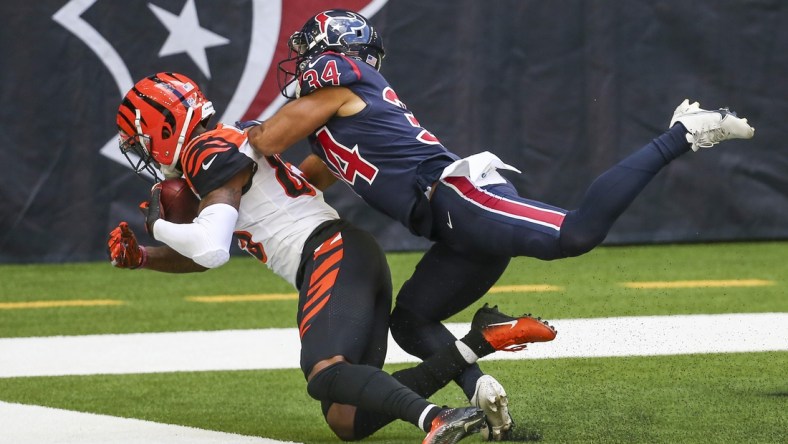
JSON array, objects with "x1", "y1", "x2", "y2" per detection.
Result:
[{"x1": 299, "y1": 52, "x2": 458, "y2": 234}]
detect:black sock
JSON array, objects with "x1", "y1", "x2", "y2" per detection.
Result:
[
  {"x1": 460, "y1": 329, "x2": 495, "y2": 357},
  {"x1": 352, "y1": 344, "x2": 475, "y2": 438},
  {"x1": 354, "y1": 403, "x2": 443, "y2": 437},
  {"x1": 307, "y1": 362, "x2": 437, "y2": 433}
]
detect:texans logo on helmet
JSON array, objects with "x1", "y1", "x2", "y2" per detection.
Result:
[{"x1": 52, "y1": 0, "x2": 388, "y2": 173}]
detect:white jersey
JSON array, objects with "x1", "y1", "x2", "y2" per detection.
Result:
[
  {"x1": 235, "y1": 142, "x2": 339, "y2": 286},
  {"x1": 181, "y1": 123, "x2": 339, "y2": 287}
]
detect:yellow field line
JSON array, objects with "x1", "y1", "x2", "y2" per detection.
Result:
[
  {"x1": 621, "y1": 279, "x2": 775, "y2": 289},
  {"x1": 1, "y1": 279, "x2": 772, "y2": 311},
  {"x1": 186, "y1": 280, "x2": 772, "y2": 303},
  {"x1": 187, "y1": 285, "x2": 561, "y2": 303},
  {"x1": 488, "y1": 284, "x2": 563, "y2": 293},
  {"x1": 186, "y1": 293, "x2": 298, "y2": 303},
  {"x1": 0, "y1": 299, "x2": 125, "y2": 310}
]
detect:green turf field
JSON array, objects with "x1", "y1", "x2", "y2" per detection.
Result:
[{"x1": 1, "y1": 242, "x2": 787, "y2": 443}]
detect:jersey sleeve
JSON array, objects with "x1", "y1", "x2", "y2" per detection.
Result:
[
  {"x1": 297, "y1": 53, "x2": 362, "y2": 96},
  {"x1": 180, "y1": 125, "x2": 256, "y2": 198}
]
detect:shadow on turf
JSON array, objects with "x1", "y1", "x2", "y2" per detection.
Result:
[{"x1": 503, "y1": 426, "x2": 543, "y2": 442}]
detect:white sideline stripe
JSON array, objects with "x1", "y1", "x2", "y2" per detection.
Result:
[
  {"x1": 0, "y1": 401, "x2": 297, "y2": 444},
  {"x1": 0, "y1": 314, "x2": 786, "y2": 379}
]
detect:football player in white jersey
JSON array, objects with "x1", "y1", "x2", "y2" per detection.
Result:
[{"x1": 107, "y1": 72, "x2": 557, "y2": 443}]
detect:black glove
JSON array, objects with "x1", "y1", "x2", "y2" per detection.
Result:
[{"x1": 139, "y1": 182, "x2": 163, "y2": 236}]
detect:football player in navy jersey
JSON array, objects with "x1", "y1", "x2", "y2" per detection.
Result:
[
  {"x1": 246, "y1": 9, "x2": 756, "y2": 440},
  {"x1": 107, "y1": 72, "x2": 559, "y2": 443}
]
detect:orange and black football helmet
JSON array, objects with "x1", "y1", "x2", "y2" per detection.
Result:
[{"x1": 117, "y1": 72, "x2": 214, "y2": 181}]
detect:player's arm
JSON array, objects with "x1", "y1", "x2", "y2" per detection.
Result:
[
  {"x1": 149, "y1": 166, "x2": 252, "y2": 269},
  {"x1": 298, "y1": 154, "x2": 337, "y2": 191},
  {"x1": 107, "y1": 223, "x2": 207, "y2": 273},
  {"x1": 144, "y1": 245, "x2": 208, "y2": 273},
  {"x1": 247, "y1": 86, "x2": 365, "y2": 156},
  {"x1": 109, "y1": 165, "x2": 254, "y2": 273}
]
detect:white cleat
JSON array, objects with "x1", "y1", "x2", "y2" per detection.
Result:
[
  {"x1": 669, "y1": 99, "x2": 755, "y2": 151},
  {"x1": 470, "y1": 375, "x2": 513, "y2": 441}
]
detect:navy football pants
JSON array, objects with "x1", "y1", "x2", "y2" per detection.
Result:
[{"x1": 391, "y1": 125, "x2": 691, "y2": 397}]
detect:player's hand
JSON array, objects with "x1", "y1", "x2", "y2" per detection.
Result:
[
  {"x1": 235, "y1": 120, "x2": 262, "y2": 130},
  {"x1": 107, "y1": 222, "x2": 146, "y2": 269},
  {"x1": 139, "y1": 182, "x2": 164, "y2": 236}
]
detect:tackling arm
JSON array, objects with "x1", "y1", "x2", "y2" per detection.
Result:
[{"x1": 247, "y1": 86, "x2": 365, "y2": 156}]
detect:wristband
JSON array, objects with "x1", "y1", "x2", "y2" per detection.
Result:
[{"x1": 132, "y1": 245, "x2": 148, "y2": 270}]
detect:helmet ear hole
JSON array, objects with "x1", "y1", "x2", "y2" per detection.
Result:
[{"x1": 162, "y1": 127, "x2": 171, "y2": 139}]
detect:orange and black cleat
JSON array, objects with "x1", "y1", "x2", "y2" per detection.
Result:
[
  {"x1": 472, "y1": 303, "x2": 557, "y2": 351},
  {"x1": 423, "y1": 406, "x2": 485, "y2": 444}
]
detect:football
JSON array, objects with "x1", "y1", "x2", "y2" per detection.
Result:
[{"x1": 159, "y1": 178, "x2": 200, "y2": 224}]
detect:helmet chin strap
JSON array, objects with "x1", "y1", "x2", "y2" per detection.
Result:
[
  {"x1": 295, "y1": 80, "x2": 302, "y2": 99},
  {"x1": 309, "y1": 32, "x2": 326, "y2": 51},
  {"x1": 160, "y1": 106, "x2": 194, "y2": 178}
]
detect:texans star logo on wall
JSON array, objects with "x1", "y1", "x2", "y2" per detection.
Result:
[{"x1": 52, "y1": 0, "x2": 387, "y2": 173}]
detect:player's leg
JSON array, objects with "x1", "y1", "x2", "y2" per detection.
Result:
[
  {"x1": 390, "y1": 241, "x2": 511, "y2": 398},
  {"x1": 299, "y1": 224, "x2": 483, "y2": 441},
  {"x1": 558, "y1": 123, "x2": 692, "y2": 256},
  {"x1": 431, "y1": 125, "x2": 689, "y2": 259},
  {"x1": 430, "y1": 101, "x2": 754, "y2": 260},
  {"x1": 556, "y1": 100, "x2": 754, "y2": 256},
  {"x1": 353, "y1": 302, "x2": 556, "y2": 440},
  {"x1": 560, "y1": 100, "x2": 755, "y2": 255},
  {"x1": 298, "y1": 226, "x2": 389, "y2": 377},
  {"x1": 387, "y1": 242, "x2": 530, "y2": 439},
  {"x1": 429, "y1": 176, "x2": 566, "y2": 259},
  {"x1": 315, "y1": 223, "x2": 392, "y2": 439},
  {"x1": 299, "y1": 225, "x2": 408, "y2": 438}
]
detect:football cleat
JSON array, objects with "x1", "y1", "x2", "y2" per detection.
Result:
[
  {"x1": 472, "y1": 303, "x2": 557, "y2": 352},
  {"x1": 423, "y1": 406, "x2": 485, "y2": 444},
  {"x1": 471, "y1": 375, "x2": 514, "y2": 441},
  {"x1": 669, "y1": 99, "x2": 755, "y2": 151}
]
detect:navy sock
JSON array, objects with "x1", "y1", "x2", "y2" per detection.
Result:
[{"x1": 559, "y1": 125, "x2": 690, "y2": 256}]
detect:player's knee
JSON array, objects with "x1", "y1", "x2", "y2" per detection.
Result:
[
  {"x1": 308, "y1": 364, "x2": 364, "y2": 441},
  {"x1": 327, "y1": 422, "x2": 357, "y2": 441},
  {"x1": 325, "y1": 403, "x2": 359, "y2": 441},
  {"x1": 389, "y1": 305, "x2": 424, "y2": 346},
  {"x1": 306, "y1": 360, "x2": 346, "y2": 401},
  {"x1": 557, "y1": 213, "x2": 609, "y2": 258},
  {"x1": 559, "y1": 231, "x2": 605, "y2": 258}
]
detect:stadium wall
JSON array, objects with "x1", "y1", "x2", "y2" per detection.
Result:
[{"x1": 0, "y1": 0, "x2": 785, "y2": 263}]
